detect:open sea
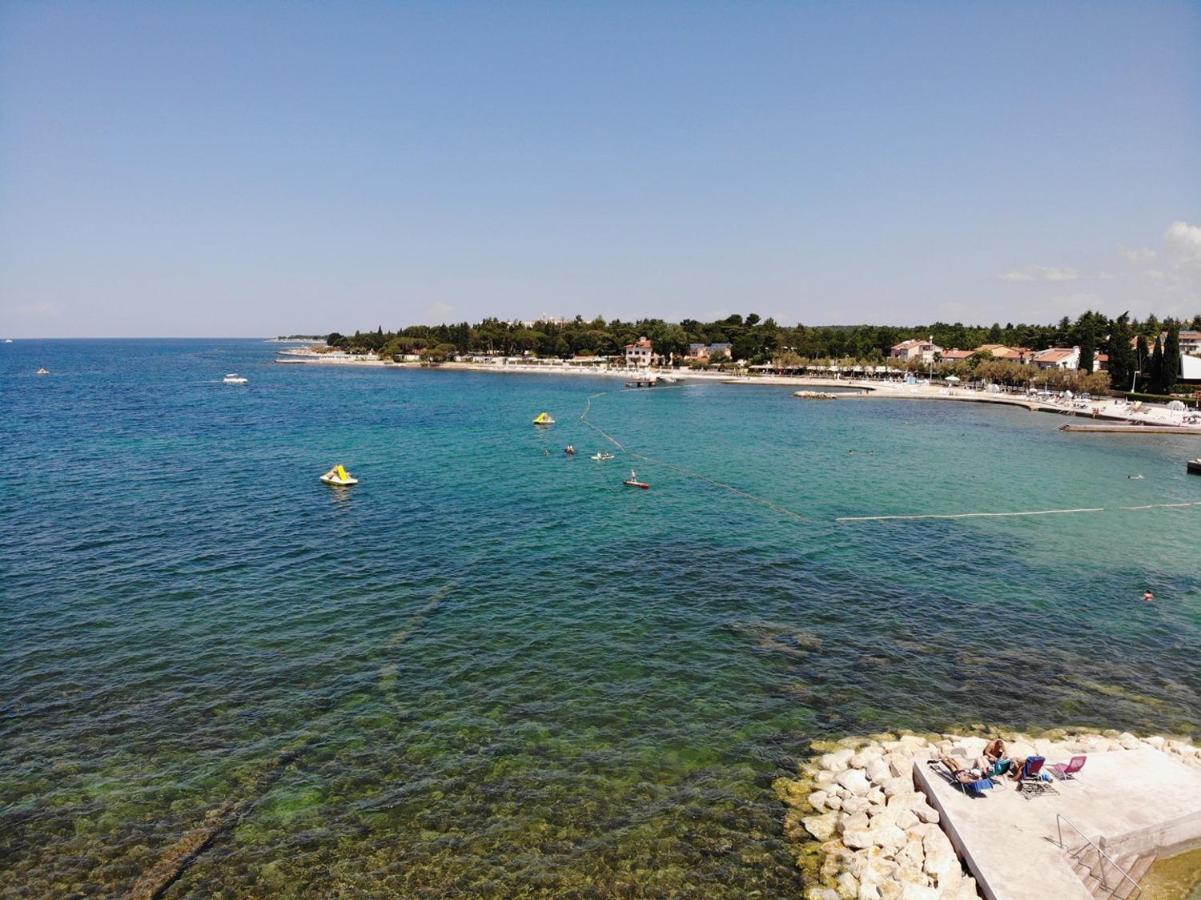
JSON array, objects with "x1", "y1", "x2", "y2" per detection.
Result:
[{"x1": 2, "y1": 339, "x2": 1200, "y2": 897}]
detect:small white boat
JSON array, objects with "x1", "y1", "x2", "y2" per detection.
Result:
[
  {"x1": 1188, "y1": 458, "x2": 1201, "y2": 476},
  {"x1": 223, "y1": 373, "x2": 248, "y2": 385},
  {"x1": 321, "y1": 464, "x2": 358, "y2": 486},
  {"x1": 590, "y1": 452, "x2": 615, "y2": 461},
  {"x1": 4, "y1": 339, "x2": 12, "y2": 343},
  {"x1": 36, "y1": 367, "x2": 49, "y2": 375}
]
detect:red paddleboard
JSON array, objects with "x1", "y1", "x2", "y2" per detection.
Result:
[{"x1": 623, "y1": 480, "x2": 650, "y2": 489}]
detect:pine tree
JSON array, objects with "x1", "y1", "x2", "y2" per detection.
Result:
[
  {"x1": 1078, "y1": 322, "x2": 1095, "y2": 375},
  {"x1": 1163, "y1": 324, "x2": 1180, "y2": 394},
  {"x1": 1150, "y1": 336, "x2": 1165, "y2": 394},
  {"x1": 1107, "y1": 313, "x2": 1134, "y2": 391}
]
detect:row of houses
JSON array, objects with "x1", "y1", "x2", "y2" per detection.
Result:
[
  {"x1": 891, "y1": 331, "x2": 1201, "y2": 375},
  {"x1": 891, "y1": 340, "x2": 1095, "y2": 371}
]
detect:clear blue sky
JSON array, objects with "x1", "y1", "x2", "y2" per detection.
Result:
[{"x1": 2, "y1": 1, "x2": 1198, "y2": 337}]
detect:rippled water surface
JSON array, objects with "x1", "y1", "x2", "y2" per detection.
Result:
[{"x1": 3, "y1": 340, "x2": 1200, "y2": 897}]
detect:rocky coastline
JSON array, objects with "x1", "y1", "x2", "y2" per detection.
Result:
[{"x1": 775, "y1": 728, "x2": 1201, "y2": 900}]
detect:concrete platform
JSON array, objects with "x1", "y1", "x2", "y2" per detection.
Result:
[{"x1": 914, "y1": 748, "x2": 1201, "y2": 900}]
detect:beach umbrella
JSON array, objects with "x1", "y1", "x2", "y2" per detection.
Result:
[
  {"x1": 1167, "y1": 400, "x2": 1186, "y2": 411},
  {"x1": 945, "y1": 375, "x2": 961, "y2": 383}
]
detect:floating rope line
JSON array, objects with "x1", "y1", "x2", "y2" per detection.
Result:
[
  {"x1": 838, "y1": 501, "x2": 1201, "y2": 523},
  {"x1": 1117, "y1": 501, "x2": 1201, "y2": 511},
  {"x1": 579, "y1": 391, "x2": 804, "y2": 520},
  {"x1": 837, "y1": 508, "x2": 1104, "y2": 523}
]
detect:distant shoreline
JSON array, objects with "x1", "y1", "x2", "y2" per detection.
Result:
[{"x1": 274, "y1": 351, "x2": 1201, "y2": 432}]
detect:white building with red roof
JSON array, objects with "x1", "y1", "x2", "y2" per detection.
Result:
[{"x1": 624, "y1": 337, "x2": 656, "y2": 367}]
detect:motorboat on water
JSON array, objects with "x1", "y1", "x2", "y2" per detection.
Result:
[
  {"x1": 321, "y1": 464, "x2": 358, "y2": 486},
  {"x1": 36, "y1": 367, "x2": 49, "y2": 375},
  {"x1": 1188, "y1": 458, "x2": 1201, "y2": 476},
  {"x1": 623, "y1": 469, "x2": 650, "y2": 489},
  {"x1": 591, "y1": 452, "x2": 614, "y2": 461},
  {"x1": 533, "y1": 412, "x2": 555, "y2": 425},
  {"x1": 223, "y1": 373, "x2": 248, "y2": 384}
]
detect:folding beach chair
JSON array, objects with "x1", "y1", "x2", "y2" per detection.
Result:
[
  {"x1": 1048, "y1": 756, "x2": 1087, "y2": 781},
  {"x1": 1017, "y1": 756, "x2": 1056, "y2": 798},
  {"x1": 927, "y1": 758, "x2": 994, "y2": 799}
]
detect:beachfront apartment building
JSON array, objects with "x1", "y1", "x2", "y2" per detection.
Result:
[
  {"x1": 707, "y1": 342, "x2": 732, "y2": 360},
  {"x1": 889, "y1": 339, "x2": 941, "y2": 363},
  {"x1": 687, "y1": 342, "x2": 733, "y2": 361},
  {"x1": 974, "y1": 344, "x2": 1033, "y2": 363},
  {"x1": 939, "y1": 349, "x2": 974, "y2": 362},
  {"x1": 624, "y1": 337, "x2": 656, "y2": 367},
  {"x1": 1032, "y1": 346, "x2": 1081, "y2": 370}
]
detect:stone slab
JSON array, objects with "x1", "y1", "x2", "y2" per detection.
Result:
[{"x1": 914, "y1": 748, "x2": 1201, "y2": 900}]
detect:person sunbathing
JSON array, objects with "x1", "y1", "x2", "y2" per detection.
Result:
[{"x1": 941, "y1": 756, "x2": 985, "y2": 784}]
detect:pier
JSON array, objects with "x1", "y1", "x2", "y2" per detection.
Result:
[{"x1": 915, "y1": 746, "x2": 1201, "y2": 900}]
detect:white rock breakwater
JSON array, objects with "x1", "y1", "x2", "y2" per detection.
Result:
[{"x1": 775, "y1": 728, "x2": 1201, "y2": 900}]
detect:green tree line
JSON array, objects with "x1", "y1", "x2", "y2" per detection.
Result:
[{"x1": 326, "y1": 310, "x2": 1200, "y2": 391}]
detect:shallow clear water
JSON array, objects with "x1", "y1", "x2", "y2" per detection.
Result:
[{"x1": 2, "y1": 340, "x2": 1199, "y2": 896}]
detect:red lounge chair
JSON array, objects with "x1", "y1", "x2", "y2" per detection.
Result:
[{"x1": 1049, "y1": 756, "x2": 1087, "y2": 780}]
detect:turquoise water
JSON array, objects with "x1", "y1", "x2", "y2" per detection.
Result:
[{"x1": 2, "y1": 339, "x2": 1199, "y2": 897}]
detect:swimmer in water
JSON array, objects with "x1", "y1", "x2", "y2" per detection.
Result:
[
  {"x1": 1128, "y1": 474, "x2": 1144, "y2": 480},
  {"x1": 1143, "y1": 590, "x2": 1154, "y2": 603}
]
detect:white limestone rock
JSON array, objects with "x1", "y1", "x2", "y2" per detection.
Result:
[
  {"x1": 822, "y1": 748, "x2": 856, "y2": 771},
  {"x1": 922, "y1": 826, "x2": 955, "y2": 862},
  {"x1": 805, "y1": 887, "x2": 840, "y2": 900},
  {"x1": 810, "y1": 789, "x2": 831, "y2": 812},
  {"x1": 883, "y1": 778, "x2": 917, "y2": 802},
  {"x1": 857, "y1": 884, "x2": 882, "y2": 900},
  {"x1": 839, "y1": 812, "x2": 871, "y2": 835},
  {"x1": 837, "y1": 769, "x2": 872, "y2": 796},
  {"x1": 836, "y1": 871, "x2": 860, "y2": 898},
  {"x1": 924, "y1": 839, "x2": 957, "y2": 879},
  {"x1": 842, "y1": 828, "x2": 875, "y2": 851},
  {"x1": 865, "y1": 757, "x2": 893, "y2": 785},
  {"x1": 842, "y1": 796, "x2": 870, "y2": 816},
  {"x1": 913, "y1": 802, "x2": 940, "y2": 825},
  {"x1": 852, "y1": 746, "x2": 885, "y2": 769},
  {"x1": 897, "y1": 837, "x2": 924, "y2": 869},
  {"x1": 1118, "y1": 731, "x2": 1140, "y2": 750},
  {"x1": 850, "y1": 848, "x2": 899, "y2": 885},
  {"x1": 870, "y1": 824, "x2": 909, "y2": 852},
  {"x1": 803, "y1": 812, "x2": 839, "y2": 842},
  {"x1": 900, "y1": 884, "x2": 939, "y2": 900},
  {"x1": 886, "y1": 753, "x2": 911, "y2": 779}
]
